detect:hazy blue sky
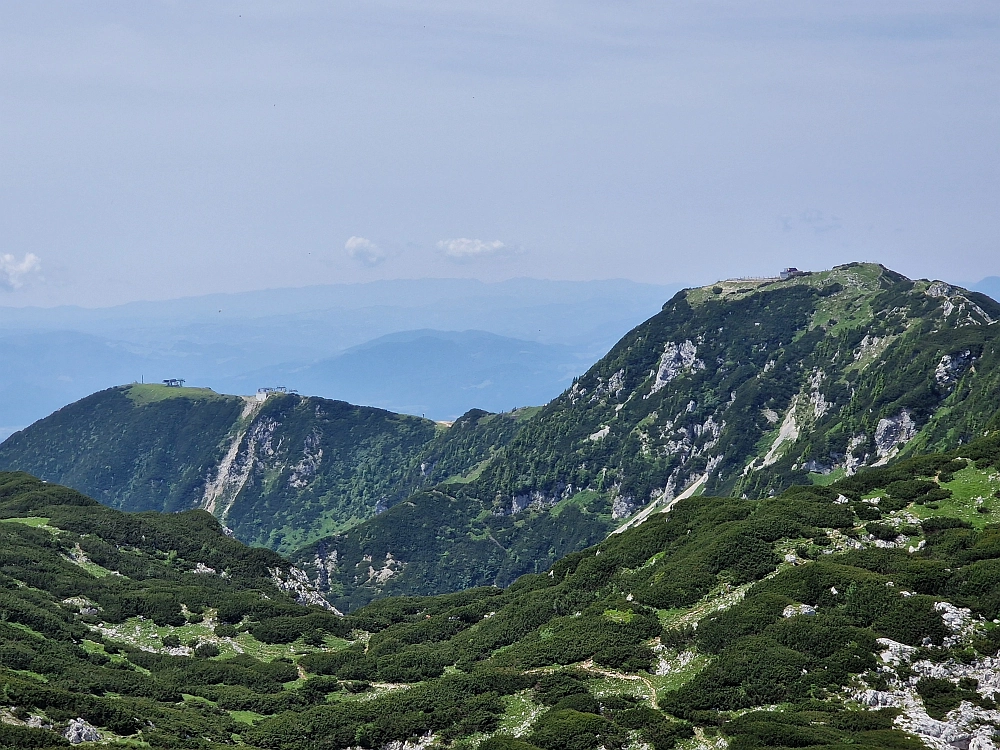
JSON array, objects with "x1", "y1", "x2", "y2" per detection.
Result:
[{"x1": 1, "y1": 2, "x2": 997, "y2": 306}]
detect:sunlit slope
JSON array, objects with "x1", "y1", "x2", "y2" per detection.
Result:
[
  {"x1": 5, "y1": 263, "x2": 1000, "y2": 605},
  {"x1": 7, "y1": 436, "x2": 1000, "y2": 747},
  {"x1": 475, "y1": 262, "x2": 1000, "y2": 507},
  {"x1": 296, "y1": 263, "x2": 1000, "y2": 607},
  {"x1": 0, "y1": 386, "x2": 522, "y2": 554}
]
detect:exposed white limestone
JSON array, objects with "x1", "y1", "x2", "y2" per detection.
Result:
[
  {"x1": 611, "y1": 493, "x2": 637, "y2": 520},
  {"x1": 346, "y1": 732, "x2": 436, "y2": 750},
  {"x1": 649, "y1": 341, "x2": 705, "y2": 395},
  {"x1": 782, "y1": 604, "x2": 817, "y2": 618},
  {"x1": 763, "y1": 399, "x2": 800, "y2": 466},
  {"x1": 854, "y1": 334, "x2": 882, "y2": 360},
  {"x1": 63, "y1": 718, "x2": 101, "y2": 744},
  {"x1": 874, "y1": 410, "x2": 918, "y2": 463},
  {"x1": 289, "y1": 429, "x2": 323, "y2": 489},
  {"x1": 590, "y1": 369, "x2": 627, "y2": 404},
  {"x1": 936, "y1": 351, "x2": 974, "y2": 390},
  {"x1": 654, "y1": 649, "x2": 697, "y2": 677},
  {"x1": 360, "y1": 552, "x2": 405, "y2": 586},
  {"x1": 589, "y1": 425, "x2": 611, "y2": 441},
  {"x1": 808, "y1": 369, "x2": 833, "y2": 419},
  {"x1": 269, "y1": 566, "x2": 339, "y2": 612},
  {"x1": 201, "y1": 397, "x2": 268, "y2": 519},
  {"x1": 926, "y1": 281, "x2": 996, "y2": 326}
]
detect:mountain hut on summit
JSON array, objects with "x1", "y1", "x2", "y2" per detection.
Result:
[
  {"x1": 162, "y1": 378, "x2": 185, "y2": 387},
  {"x1": 256, "y1": 386, "x2": 289, "y2": 402},
  {"x1": 780, "y1": 267, "x2": 805, "y2": 280}
]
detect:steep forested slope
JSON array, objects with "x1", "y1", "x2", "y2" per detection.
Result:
[
  {"x1": 0, "y1": 386, "x2": 446, "y2": 553},
  {"x1": 5, "y1": 264, "x2": 1000, "y2": 604},
  {"x1": 0, "y1": 385, "x2": 245, "y2": 513},
  {"x1": 0, "y1": 385, "x2": 530, "y2": 556},
  {"x1": 475, "y1": 263, "x2": 1000, "y2": 506},
  {"x1": 299, "y1": 264, "x2": 1000, "y2": 606}
]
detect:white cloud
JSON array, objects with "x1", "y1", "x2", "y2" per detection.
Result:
[
  {"x1": 344, "y1": 236, "x2": 386, "y2": 266},
  {"x1": 437, "y1": 238, "x2": 507, "y2": 261},
  {"x1": 0, "y1": 253, "x2": 41, "y2": 291}
]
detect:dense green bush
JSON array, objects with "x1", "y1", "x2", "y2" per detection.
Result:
[
  {"x1": 527, "y1": 709, "x2": 628, "y2": 750},
  {"x1": 0, "y1": 723, "x2": 69, "y2": 748}
]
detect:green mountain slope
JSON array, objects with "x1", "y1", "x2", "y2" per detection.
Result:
[
  {"x1": 476, "y1": 263, "x2": 1000, "y2": 505},
  {"x1": 7, "y1": 435, "x2": 1000, "y2": 749},
  {"x1": 298, "y1": 264, "x2": 1000, "y2": 607},
  {"x1": 5, "y1": 263, "x2": 1000, "y2": 607},
  {"x1": 0, "y1": 385, "x2": 246, "y2": 514},
  {"x1": 0, "y1": 384, "x2": 528, "y2": 556},
  {"x1": 0, "y1": 471, "x2": 352, "y2": 748}
]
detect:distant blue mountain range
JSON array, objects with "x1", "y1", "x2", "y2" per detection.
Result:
[
  {"x1": 218, "y1": 329, "x2": 586, "y2": 419},
  {"x1": 0, "y1": 278, "x2": 682, "y2": 433}
]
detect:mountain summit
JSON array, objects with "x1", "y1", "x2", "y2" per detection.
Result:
[
  {"x1": 475, "y1": 262, "x2": 1000, "y2": 508},
  {"x1": 298, "y1": 263, "x2": 1000, "y2": 607},
  {"x1": 3, "y1": 263, "x2": 1000, "y2": 609}
]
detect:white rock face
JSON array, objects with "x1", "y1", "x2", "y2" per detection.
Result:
[
  {"x1": 654, "y1": 649, "x2": 697, "y2": 677},
  {"x1": 855, "y1": 689, "x2": 901, "y2": 708},
  {"x1": 935, "y1": 601, "x2": 977, "y2": 646},
  {"x1": 925, "y1": 281, "x2": 996, "y2": 325},
  {"x1": 936, "y1": 351, "x2": 974, "y2": 389},
  {"x1": 589, "y1": 369, "x2": 627, "y2": 403},
  {"x1": 346, "y1": 732, "x2": 436, "y2": 750},
  {"x1": 762, "y1": 400, "x2": 800, "y2": 467},
  {"x1": 896, "y1": 699, "x2": 1000, "y2": 750},
  {"x1": 269, "y1": 566, "x2": 339, "y2": 612},
  {"x1": 874, "y1": 410, "x2": 917, "y2": 461},
  {"x1": 808, "y1": 369, "x2": 833, "y2": 419},
  {"x1": 289, "y1": 429, "x2": 324, "y2": 489},
  {"x1": 782, "y1": 604, "x2": 816, "y2": 617},
  {"x1": 857, "y1": 630, "x2": 1000, "y2": 750},
  {"x1": 201, "y1": 397, "x2": 266, "y2": 518},
  {"x1": 854, "y1": 334, "x2": 884, "y2": 361},
  {"x1": 611, "y1": 494, "x2": 637, "y2": 520},
  {"x1": 63, "y1": 718, "x2": 101, "y2": 744},
  {"x1": 308, "y1": 546, "x2": 340, "y2": 592},
  {"x1": 361, "y1": 552, "x2": 405, "y2": 586},
  {"x1": 588, "y1": 425, "x2": 610, "y2": 442},
  {"x1": 877, "y1": 638, "x2": 918, "y2": 665},
  {"x1": 649, "y1": 340, "x2": 705, "y2": 394},
  {"x1": 844, "y1": 434, "x2": 868, "y2": 476}
]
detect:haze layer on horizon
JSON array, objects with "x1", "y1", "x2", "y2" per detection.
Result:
[{"x1": 1, "y1": 2, "x2": 998, "y2": 307}]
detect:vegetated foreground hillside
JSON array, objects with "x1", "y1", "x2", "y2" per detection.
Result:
[
  {"x1": 7, "y1": 435, "x2": 1000, "y2": 749},
  {"x1": 297, "y1": 263, "x2": 1000, "y2": 607},
  {"x1": 0, "y1": 385, "x2": 527, "y2": 554}
]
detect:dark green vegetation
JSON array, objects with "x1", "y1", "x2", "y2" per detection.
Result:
[
  {"x1": 0, "y1": 385, "x2": 246, "y2": 514},
  {"x1": 0, "y1": 472, "x2": 349, "y2": 748},
  {"x1": 0, "y1": 387, "x2": 526, "y2": 555},
  {"x1": 5, "y1": 264, "x2": 1000, "y2": 610},
  {"x1": 5, "y1": 431, "x2": 1000, "y2": 748},
  {"x1": 294, "y1": 264, "x2": 1000, "y2": 608},
  {"x1": 476, "y1": 264, "x2": 1000, "y2": 504}
]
